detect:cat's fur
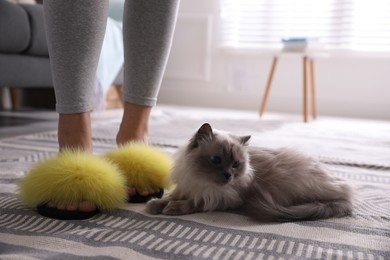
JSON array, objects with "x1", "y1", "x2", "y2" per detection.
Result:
[{"x1": 146, "y1": 123, "x2": 353, "y2": 222}]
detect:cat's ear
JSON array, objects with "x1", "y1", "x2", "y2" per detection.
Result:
[
  {"x1": 239, "y1": 135, "x2": 251, "y2": 145},
  {"x1": 189, "y1": 123, "x2": 214, "y2": 149},
  {"x1": 197, "y1": 123, "x2": 213, "y2": 137}
]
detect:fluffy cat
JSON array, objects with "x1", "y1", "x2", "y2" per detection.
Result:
[{"x1": 146, "y1": 123, "x2": 353, "y2": 222}]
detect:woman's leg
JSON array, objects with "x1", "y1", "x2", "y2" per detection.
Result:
[
  {"x1": 117, "y1": 0, "x2": 180, "y2": 145},
  {"x1": 43, "y1": 0, "x2": 109, "y2": 211},
  {"x1": 44, "y1": 0, "x2": 109, "y2": 151}
]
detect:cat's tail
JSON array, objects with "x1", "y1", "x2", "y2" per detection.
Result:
[{"x1": 247, "y1": 199, "x2": 353, "y2": 222}]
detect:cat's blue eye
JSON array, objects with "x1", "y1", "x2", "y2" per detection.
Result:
[
  {"x1": 210, "y1": 156, "x2": 221, "y2": 165},
  {"x1": 232, "y1": 161, "x2": 240, "y2": 168}
]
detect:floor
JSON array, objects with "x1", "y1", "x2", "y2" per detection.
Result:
[
  {"x1": 2, "y1": 106, "x2": 389, "y2": 260},
  {"x1": 0, "y1": 108, "x2": 123, "y2": 139},
  {"x1": 1, "y1": 105, "x2": 389, "y2": 141},
  {"x1": 0, "y1": 110, "x2": 57, "y2": 139}
]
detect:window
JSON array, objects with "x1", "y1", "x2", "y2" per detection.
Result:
[{"x1": 219, "y1": 0, "x2": 390, "y2": 52}]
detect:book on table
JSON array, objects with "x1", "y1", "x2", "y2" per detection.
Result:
[{"x1": 281, "y1": 37, "x2": 326, "y2": 53}]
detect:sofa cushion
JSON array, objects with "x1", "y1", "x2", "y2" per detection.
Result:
[
  {"x1": 21, "y1": 3, "x2": 48, "y2": 56},
  {"x1": 0, "y1": 0, "x2": 30, "y2": 53},
  {"x1": 0, "y1": 53, "x2": 52, "y2": 86}
]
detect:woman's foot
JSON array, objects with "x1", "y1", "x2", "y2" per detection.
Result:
[
  {"x1": 117, "y1": 102, "x2": 162, "y2": 199},
  {"x1": 128, "y1": 187, "x2": 161, "y2": 197},
  {"x1": 52, "y1": 104, "x2": 158, "y2": 215},
  {"x1": 53, "y1": 112, "x2": 97, "y2": 213},
  {"x1": 47, "y1": 201, "x2": 97, "y2": 212},
  {"x1": 116, "y1": 102, "x2": 151, "y2": 145},
  {"x1": 58, "y1": 113, "x2": 93, "y2": 152}
]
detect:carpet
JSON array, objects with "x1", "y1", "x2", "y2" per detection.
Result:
[{"x1": 1, "y1": 106, "x2": 389, "y2": 259}]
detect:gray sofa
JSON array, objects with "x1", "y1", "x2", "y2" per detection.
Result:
[
  {"x1": 0, "y1": 0, "x2": 52, "y2": 109},
  {"x1": 0, "y1": 0, "x2": 125, "y2": 110},
  {"x1": 0, "y1": 0, "x2": 52, "y2": 89}
]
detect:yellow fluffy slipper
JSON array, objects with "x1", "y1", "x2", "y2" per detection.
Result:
[
  {"x1": 19, "y1": 150, "x2": 127, "y2": 220},
  {"x1": 104, "y1": 142, "x2": 173, "y2": 203}
]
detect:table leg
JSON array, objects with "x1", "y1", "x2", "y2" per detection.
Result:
[
  {"x1": 259, "y1": 57, "x2": 278, "y2": 117},
  {"x1": 309, "y1": 59, "x2": 317, "y2": 119},
  {"x1": 303, "y1": 57, "x2": 309, "y2": 123}
]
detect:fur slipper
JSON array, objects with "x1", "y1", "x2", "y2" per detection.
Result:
[
  {"x1": 104, "y1": 142, "x2": 172, "y2": 203},
  {"x1": 19, "y1": 150, "x2": 127, "y2": 220}
]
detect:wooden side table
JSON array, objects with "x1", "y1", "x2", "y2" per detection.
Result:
[{"x1": 259, "y1": 55, "x2": 318, "y2": 122}]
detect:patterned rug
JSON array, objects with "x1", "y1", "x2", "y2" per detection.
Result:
[{"x1": 1, "y1": 106, "x2": 389, "y2": 259}]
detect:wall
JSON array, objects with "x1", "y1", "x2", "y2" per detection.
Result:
[{"x1": 158, "y1": 0, "x2": 390, "y2": 120}]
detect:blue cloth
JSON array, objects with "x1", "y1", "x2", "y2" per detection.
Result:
[{"x1": 95, "y1": 17, "x2": 124, "y2": 110}]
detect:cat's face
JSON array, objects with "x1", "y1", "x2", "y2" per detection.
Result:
[{"x1": 186, "y1": 123, "x2": 251, "y2": 186}]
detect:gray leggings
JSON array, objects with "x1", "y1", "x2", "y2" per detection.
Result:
[{"x1": 43, "y1": 0, "x2": 180, "y2": 113}]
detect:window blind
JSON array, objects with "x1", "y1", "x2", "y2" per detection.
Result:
[{"x1": 219, "y1": 0, "x2": 390, "y2": 52}]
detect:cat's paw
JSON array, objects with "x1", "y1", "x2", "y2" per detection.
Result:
[
  {"x1": 145, "y1": 199, "x2": 169, "y2": 215},
  {"x1": 162, "y1": 200, "x2": 194, "y2": 215}
]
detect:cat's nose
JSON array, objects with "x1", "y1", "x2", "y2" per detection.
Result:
[{"x1": 223, "y1": 172, "x2": 232, "y2": 180}]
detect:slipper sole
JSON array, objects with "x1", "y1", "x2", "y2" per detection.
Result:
[
  {"x1": 37, "y1": 204, "x2": 100, "y2": 220},
  {"x1": 128, "y1": 188, "x2": 164, "y2": 203}
]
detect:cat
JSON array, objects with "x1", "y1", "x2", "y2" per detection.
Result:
[{"x1": 146, "y1": 123, "x2": 353, "y2": 222}]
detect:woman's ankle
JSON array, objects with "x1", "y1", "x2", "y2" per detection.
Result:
[
  {"x1": 116, "y1": 102, "x2": 152, "y2": 145},
  {"x1": 58, "y1": 112, "x2": 93, "y2": 152}
]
